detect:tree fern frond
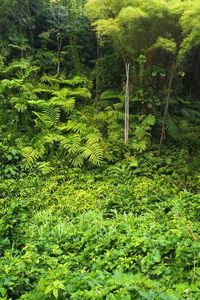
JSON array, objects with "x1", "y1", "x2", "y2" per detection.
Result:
[
  {"x1": 34, "y1": 112, "x2": 54, "y2": 129},
  {"x1": 135, "y1": 126, "x2": 147, "y2": 140},
  {"x1": 37, "y1": 162, "x2": 55, "y2": 175},
  {"x1": 132, "y1": 140, "x2": 148, "y2": 152},
  {"x1": 166, "y1": 116, "x2": 180, "y2": 141},
  {"x1": 66, "y1": 120, "x2": 88, "y2": 133},
  {"x1": 14, "y1": 103, "x2": 27, "y2": 112},
  {"x1": 71, "y1": 154, "x2": 84, "y2": 167},
  {"x1": 34, "y1": 106, "x2": 60, "y2": 129},
  {"x1": 60, "y1": 134, "x2": 81, "y2": 154},
  {"x1": 50, "y1": 98, "x2": 75, "y2": 113},
  {"x1": 70, "y1": 87, "x2": 91, "y2": 99},
  {"x1": 63, "y1": 76, "x2": 92, "y2": 87},
  {"x1": 21, "y1": 146, "x2": 43, "y2": 168},
  {"x1": 34, "y1": 87, "x2": 55, "y2": 95},
  {"x1": 181, "y1": 108, "x2": 200, "y2": 123},
  {"x1": 81, "y1": 136, "x2": 103, "y2": 165},
  {"x1": 106, "y1": 109, "x2": 125, "y2": 120},
  {"x1": 28, "y1": 99, "x2": 48, "y2": 109},
  {"x1": 1, "y1": 59, "x2": 32, "y2": 74},
  {"x1": 40, "y1": 75, "x2": 92, "y2": 89},
  {"x1": 40, "y1": 74, "x2": 60, "y2": 85},
  {"x1": 51, "y1": 88, "x2": 73, "y2": 98},
  {"x1": 38, "y1": 133, "x2": 63, "y2": 145},
  {"x1": 42, "y1": 106, "x2": 60, "y2": 125},
  {"x1": 100, "y1": 90, "x2": 124, "y2": 108}
]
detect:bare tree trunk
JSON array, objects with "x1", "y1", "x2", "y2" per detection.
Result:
[
  {"x1": 57, "y1": 34, "x2": 62, "y2": 77},
  {"x1": 95, "y1": 42, "x2": 100, "y2": 110},
  {"x1": 125, "y1": 62, "x2": 130, "y2": 144},
  {"x1": 158, "y1": 61, "x2": 177, "y2": 153}
]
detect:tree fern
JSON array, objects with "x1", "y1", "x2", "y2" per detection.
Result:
[
  {"x1": 52, "y1": 98, "x2": 75, "y2": 113},
  {"x1": 37, "y1": 162, "x2": 55, "y2": 175},
  {"x1": 166, "y1": 116, "x2": 180, "y2": 141},
  {"x1": 59, "y1": 134, "x2": 81, "y2": 154},
  {"x1": 181, "y1": 108, "x2": 200, "y2": 124},
  {"x1": 71, "y1": 154, "x2": 84, "y2": 167},
  {"x1": 20, "y1": 146, "x2": 44, "y2": 168},
  {"x1": 34, "y1": 106, "x2": 60, "y2": 129},
  {"x1": 66, "y1": 120, "x2": 88, "y2": 134},
  {"x1": 81, "y1": 136, "x2": 103, "y2": 165},
  {"x1": 42, "y1": 106, "x2": 60, "y2": 125},
  {"x1": 132, "y1": 115, "x2": 155, "y2": 153}
]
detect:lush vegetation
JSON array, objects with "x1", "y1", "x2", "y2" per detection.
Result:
[{"x1": 0, "y1": 0, "x2": 200, "y2": 299}]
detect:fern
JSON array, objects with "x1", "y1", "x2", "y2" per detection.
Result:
[
  {"x1": 106, "y1": 109, "x2": 125, "y2": 121},
  {"x1": 34, "y1": 106, "x2": 60, "y2": 129},
  {"x1": 100, "y1": 90, "x2": 124, "y2": 108},
  {"x1": 71, "y1": 154, "x2": 84, "y2": 167},
  {"x1": 135, "y1": 126, "x2": 147, "y2": 140},
  {"x1": 40, "y1": 75, "x2": 92, "y2": 89},
  {"x1": 63, "y1": 76, "x2": 92, "y2": 88},
  {"x1": 21, "y1": 146, "x2": 44, "y2": 168},
  {"x1": 38, "y1": 133, "x2": 63, "y2": 146},
  {"x1": 131, "y1": 115, "x2": 155, "y2": 153},
  {"x1": 37, "y1": 162, "x2": 55, "y2": 175},
  {"x1": 66, "y1": 120, "x2": 88, "y2": 134},
  {"x1": 132, "y1": 140, "x2": 148, "y2": 152},
  {"x1": 81, "y1": 136, "x2": 103, "y2": 165},
  {"x1": 181, "y1": 108, "x2": 200, "y2": 124},
  {"x1": 52, "y1": 98, "x2": 75, "y2": 113},
  {"x1": 42, "y1": 106, "x2": 60, "y2": 125},
  {"x1": 70, "y1": 87, "x2": 91, "y2": 99},
  {"x1": 166, "y1": 116, "x2": 180, "y2": 141},
  {"x1": 59, "y1": 134, "x2": 81, "y2": 154}
]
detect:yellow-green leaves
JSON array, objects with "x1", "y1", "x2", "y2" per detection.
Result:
[
  {"x1": 152, "y1": 37, "x2": 177, "y2": 54},
  {"x1": 92, "y1": 18, "x2": 120, "y2": 37},
  {"x1": 117, "y1": 6, "x2": 147, "y2": 24}
]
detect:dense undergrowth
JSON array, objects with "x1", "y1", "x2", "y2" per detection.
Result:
[
  {"x1": 1, "y1": 1, "x2": 200, "y2": 299},
  {"x1": 0, "y1": 149, "x2": 200, "y2": 300}
]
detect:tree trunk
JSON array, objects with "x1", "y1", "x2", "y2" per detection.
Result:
[
  {"x1": 158, "y1": 61, "x2": 177, "y2": 153},
  {"x1": 57, "y1": 35, "x2": 62, "y2": 77},
  {"x1": 95, "y1": 42, "x2": 100, "y2": 110},
  {"x1": 125, "y1": 62, "x2": 130, "y2": 144}
]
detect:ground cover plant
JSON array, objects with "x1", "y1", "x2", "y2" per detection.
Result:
[{"x1": 0, "y1": 151, "x2": 200, "y2": 299}]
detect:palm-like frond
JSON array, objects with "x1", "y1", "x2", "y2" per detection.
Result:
[
  {"x1": 21, "y1": 146, "x2": 44, "y2": 168},
  {"x1": 34, "y1": 106, "x2": 60, "y2": 129},
  {"x1": 166, "y1": 116, "x2": 180, "y2": 141},
  {"x1": 60, "y1": 134, "x2": 81, "y2": 154},
  {"x1": 81, "y1": 136, "x2": 103, "y2": 165}
]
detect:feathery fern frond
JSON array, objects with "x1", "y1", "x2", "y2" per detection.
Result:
[
  {"x1": 106, "y1": 109, "x2": 125, "y2": 121},
  {"x1": 63, "y1": 76, "x2": 92, "y2": 87},
  {"x1": 34, "y1": 106, "x2": 60, "y2": 129},
  {"x1": 166, "y1": 116, "x2": 180, "y2": 141},
  {"x1": 28, "y1": 99, "x2": 48, "y2": 109},
  {"x1": 60, "y1": 134, "x2": 81, "y2": 154},
  {"x1": 81, "y1": 136, "x2": 103, "y2": 165},
  {"x1": 71, "y1": 154, "x2": 84, "y2": 167},
  {"x1": 134, "y1": 126, "x2": 147, "y2": 140},
  {"x1": 181, "y1": 108, "x2": 200, "y2": 123},
  {"x1": 70, "y1": 87, "x2": 91, "y2": 99},
  {"x1": 21, "y1": 146, "x2": 44, "y2": 168},
  {"x1": 37, "y1": 162, "x2": 55, "y2": 175},
  {"x1": 132, "y1": 140, "x2": 148, "y2": 152},
  {"x1": 66, "y1": 120, "x2": 88, "y2": 133},
  {"x1": 14, "y1": 102, "x2": 27, "y2": 112},
  {"x1": 50, "y1": 98, "x2": 75, "y2": 113},
  {"x1": 42, "y1": 106, "x2": 60, "y2": 125}
]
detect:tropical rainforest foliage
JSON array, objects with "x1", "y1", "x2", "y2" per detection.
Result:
[{"x1": 0, "y1": 0, "x2": 200, "y2": 299}]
